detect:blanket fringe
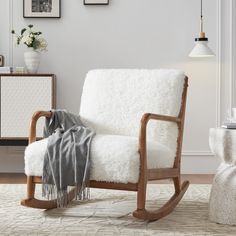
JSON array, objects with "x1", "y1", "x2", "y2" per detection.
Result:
[{"x1": 42, "y1": 184, "x2": 90, "y2": 208}]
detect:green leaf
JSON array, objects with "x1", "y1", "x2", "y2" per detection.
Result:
[
  {"x1": 32, "y1": 39, "x2": 40, "y2": 50},
  {"x1": 21, "y1": 28, "x2": 26, "y2": 35},
  {"x1": 11, "y1": 30, "x2": 15, "y2": 34},
  {"x1": 28, "y1": 24, "x2": 33, "y2": 28}
]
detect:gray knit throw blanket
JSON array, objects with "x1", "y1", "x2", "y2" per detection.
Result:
[{"x1": 42, "y1": 109, "x2": 95, "y2": 207}]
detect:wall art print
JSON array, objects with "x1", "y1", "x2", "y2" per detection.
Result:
[{"x1": 23, "y1": 0, "x2": 61, "y2": 18}]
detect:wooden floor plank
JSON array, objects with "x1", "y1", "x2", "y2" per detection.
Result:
[
  {"x1": 0, "y1": 173, "x2": 214, "y2": 184},
  {"x1": 0, "y1": 173, "x2": 27, "y2": 184}
]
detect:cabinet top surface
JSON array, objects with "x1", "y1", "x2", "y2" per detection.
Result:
[
  {"x1": 210, "y1": 127, "x2": 236, "y2": 131},
  {"x1": 0, "y1": 73, "x2": 55, "y2": 77}
]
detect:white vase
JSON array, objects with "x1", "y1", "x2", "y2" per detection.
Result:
[{"x1": 24, "y1": 49, "x2": 40, "y2": 73}]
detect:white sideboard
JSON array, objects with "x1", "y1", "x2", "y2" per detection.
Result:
[{"x1": 0, "y1": 74, "x2": 55, "y2": 140}]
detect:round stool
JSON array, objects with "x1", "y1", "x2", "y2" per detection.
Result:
[{"x1": 209, "y1": 128, "x2": 236, "y2": 225}]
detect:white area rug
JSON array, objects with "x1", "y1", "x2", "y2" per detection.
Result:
[{"x1": 0, "y1": 184, "x2": 235, "y2": 235}]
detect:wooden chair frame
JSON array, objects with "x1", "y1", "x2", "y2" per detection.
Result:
[{"x1": 21, "y1": 77, "x2": 189, "y2": 221}]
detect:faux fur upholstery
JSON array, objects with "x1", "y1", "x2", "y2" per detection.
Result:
[
  {"x1": 209, "y1": 128, "x2": 236, "y2": 225},
  {"x1": 25, "y1": 69, "x2": 186, "y2": 184},
  {"x1": 80, "y1": 69, "x2": 185, "y2": 151},
  {"x1": 25, "y1": 135, "x2": 175, "y2": 183}
]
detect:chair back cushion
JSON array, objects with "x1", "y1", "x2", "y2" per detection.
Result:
[{"x1": 80, "y1": 69, "x2": 185, "y2": 151}]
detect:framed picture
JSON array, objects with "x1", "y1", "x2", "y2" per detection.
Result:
[
  {"x1": 23, "y1": 0, "x2": 61, "y2": 18},
  {"x1": 0, "y1": 55, "x2": 4, "y2": 67},
  {"x1": 84, "y1": 0, "x2": 109, "y2": 5}
]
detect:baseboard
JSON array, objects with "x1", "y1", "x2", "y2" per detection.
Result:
[{"x1": 181, "y1": 155, "x2": 221, "y2": 174}]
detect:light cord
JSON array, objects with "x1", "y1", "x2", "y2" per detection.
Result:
[{"x1": 200, "y1": 0, "x2": 203, "y2": 33}]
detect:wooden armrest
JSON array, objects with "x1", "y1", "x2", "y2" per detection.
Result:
[
  {"x1": 138, "y1": 113, "x2": 182, "y2": 174},
  {"x1": 29, "y1": 111, "x2": 53, "y2": 144},
  {"x1": 141, "y1": 113, "x2": 181, "y2": 125},
  {"x1": 139, "y1": 113, "x2": 181, "y2": 150}
]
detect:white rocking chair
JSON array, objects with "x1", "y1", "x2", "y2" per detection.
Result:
[{"x1": 22, "y1": 69, "x2": 189, "y2": 221}]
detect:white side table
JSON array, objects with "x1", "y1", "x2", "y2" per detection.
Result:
[{"x1": 209, "y1": 128, "x2": 236, "y2": 225}]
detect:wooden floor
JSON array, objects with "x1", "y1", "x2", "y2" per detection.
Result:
[{"x1": 0, "y1": 173, "x2": 214, "y2": 184}]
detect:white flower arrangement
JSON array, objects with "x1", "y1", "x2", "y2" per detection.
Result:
[{"x1": 11, "y1": 25, "x2": 47, "y2": 52}]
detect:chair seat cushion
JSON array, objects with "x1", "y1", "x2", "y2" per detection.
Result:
[{"x1": 24, "y1": 134, "x2": 175, "y2": 184}]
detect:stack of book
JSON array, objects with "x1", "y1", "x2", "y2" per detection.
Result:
[
  {"x1": 221, "y1": 122, "x2": 236, "y2": 129},
  {"x1": 0, "y1": 66, "x2": 13, "y2": 74}
]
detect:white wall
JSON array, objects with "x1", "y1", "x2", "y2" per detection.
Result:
[{"x1": 0, "y1": 0, "x2": 233, "y2": 174}]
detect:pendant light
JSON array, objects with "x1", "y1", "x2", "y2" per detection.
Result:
[{"x1": 189, "y1": 0, "x2": 214, "y2": 57}]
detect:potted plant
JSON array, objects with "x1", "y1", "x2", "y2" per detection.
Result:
[{"x1": 11, "y1": 25, "x2": 47, "y2": 73}]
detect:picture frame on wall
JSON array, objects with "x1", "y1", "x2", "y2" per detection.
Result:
[
  {"x1": 0, "y1": 55, "x2": 4, "y2": 67},
  {"x1": 23, "y1": 0, "x2": 61, "y2": 18},
  {"x1": 84, "y1": 0, "x2": 109, "y2": 5}
]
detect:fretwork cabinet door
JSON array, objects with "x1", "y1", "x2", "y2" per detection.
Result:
[{"x1": 0, "y1": 74, "x2": 55, "y2": 138}]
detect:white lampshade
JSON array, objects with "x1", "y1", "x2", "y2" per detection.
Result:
[{"x1": 189, "y1": 40, "x2": 215, "y2": 58}]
